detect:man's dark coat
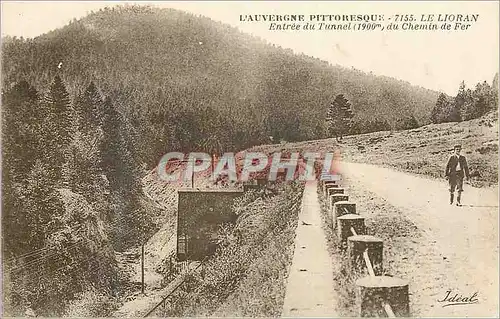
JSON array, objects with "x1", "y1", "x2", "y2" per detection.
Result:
[{"x1": 445, "y1": 154, "x2": 470, "y2": 179}]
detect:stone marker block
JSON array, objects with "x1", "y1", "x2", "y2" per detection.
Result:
[
  {"x1": 328, "y1": 194, "x2": 350, "y2": 214},
  {"x1": 328, "y1": 187, "x2": 345, "y2": 197},
  {"x1": 322, "y1": 183, "x2": 332, "y2": 197},
  {"x1": 329, "y1": 194, "x2": 349, "y2": 211},
  {"x1": 324, "y1": 180, "x2": 339, "y2": 188},
  {"x1": 324, "y1": 181, "x2": 339, "y2": 195},
  {"x1": 337, "y1": 214, "x2": 365, "y2": 242},
  {"x1": 332, "y1": 199, "x2": 354, "y2": 217},
  {"x1": 347, "y1": 235, "x2": 383, "y2": 276},
  {"x1": 356, "y1": 275, "x2": 410, "y2": 317}
]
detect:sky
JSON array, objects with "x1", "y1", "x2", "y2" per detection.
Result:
[{"x1": 1, "y1": 1, "x2": 499, "y2": 95}]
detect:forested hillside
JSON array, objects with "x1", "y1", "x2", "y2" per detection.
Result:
[
  {"x1": 1, "y1": 4, "x2": 442, "y2": 316},
  {"x1": 1, "y1": 76, "x2": 164, "y2": 316},
  {"x1": 2, "y1": 5, "x2": 439, "y2": 166}
]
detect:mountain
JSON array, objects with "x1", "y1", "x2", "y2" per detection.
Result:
[{"x1": 1, "y1": 4, "x2": 439, "y2": 167}]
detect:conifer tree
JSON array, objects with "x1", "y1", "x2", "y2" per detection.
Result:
[
  {"x1": 431, "y1": 93, "x2": 448, "y2": 123},
  {"x1": 2, "y1": 81, "x2": 41, "y2": 179},
  {"x1": 492, "y1": 73, "x2": 498, "y2": 108},
  {"x1": 42, "y1": 75, "x2": 74, "y2": 184},
  {"x1": 75, "y1": 81, "x2": 103, "y2": 132},
  {"x1": 432, "y1": 92, "x2": 461, "y2": 123},
  {"x1": 70, "y1": 82, "x2": 105, "y2": 197},
  {"x1": 454, "y1": 81, "x2": 466, "y2": 122},
  {"x1": 100, "y1": 97, "x2": 122, "y2": 179},
  {"x1": 473, "y1": 81, "x2": 494, "y2": 118},
  {"x1": 460, "y1": 88, "x2": 475, "y2": 121},
  {"x1": 100, "y1": 97, "x2": 146, "y2": 249},
  {"x1": 2, "y1": 81, "x2": 45, "y2": 258},
  {"x1": 44, "y1": 75, "x2": 73, "y2": 145},
  {"x1": 327, "y1": 94, "x2": 354, "y2": 141}
]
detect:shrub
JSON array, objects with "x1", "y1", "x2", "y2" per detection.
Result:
[{"x1": 64, "y1": 288, "x2": 118, "y2": 317}]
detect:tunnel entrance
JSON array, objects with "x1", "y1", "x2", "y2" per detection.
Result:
[{"x1": 176, "y1": 188, "x2": 244, "y2": 261}]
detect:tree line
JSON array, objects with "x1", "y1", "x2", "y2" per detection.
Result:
[
  {"x1": 431, "y1": 74, "x2": 498, "y2": 124},
  {"x1": 326, "y1": 73, "x2": 498, "y2": 140},
  {"x1": 325, "y1": 93, "x2": 420, "y2": 140}
]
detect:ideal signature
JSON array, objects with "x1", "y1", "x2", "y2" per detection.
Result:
[{"x1": 438, "y1": 290, "x2": 479, "y2": 307}]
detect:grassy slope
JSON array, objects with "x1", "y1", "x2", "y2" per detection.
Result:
[
  {"x1": 251, "y1": 111, "x2": 498, "y2": 188},
  {"x1": 211, "y1": 185, "x2": 302, "y2": 316},
  {"x1": 340, "y1": 111, "x2": 498, "y2": 188}
]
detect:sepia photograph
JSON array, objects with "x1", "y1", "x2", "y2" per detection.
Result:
[{"x1": 1, "y1": 1, "x2": 499, "y2": 318}]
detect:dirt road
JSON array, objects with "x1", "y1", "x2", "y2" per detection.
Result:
[{"x1": 341, "y1": 162, "x2": 499, "y2": 317}]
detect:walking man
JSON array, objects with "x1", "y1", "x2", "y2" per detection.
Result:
[{"x1": 445, "y1": 144, "x2": 470, "y2": 206}]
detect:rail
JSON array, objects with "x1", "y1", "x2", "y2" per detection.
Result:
[{"x1": 143, "y1": 255, "x2": 209, "y2": 317}]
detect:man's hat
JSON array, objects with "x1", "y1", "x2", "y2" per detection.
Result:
[{"x1": 454, "y1": 144, "x2": 462, "y2": 149}]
